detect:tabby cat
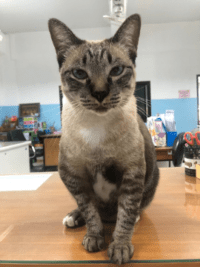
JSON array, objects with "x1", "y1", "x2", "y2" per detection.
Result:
[{"x1": 48, "y1": 14, "x2": 159, "y2": 265}]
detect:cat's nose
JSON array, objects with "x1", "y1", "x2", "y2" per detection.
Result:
[{"x1": 91, "y1": 91, "x2": 109, "y2": 103}]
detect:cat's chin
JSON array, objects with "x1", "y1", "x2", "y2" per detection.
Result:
[{"x1": 92, "y1": 106, "x2": 109, "y2": 115}]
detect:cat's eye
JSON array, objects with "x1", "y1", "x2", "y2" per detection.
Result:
[
  {"x1": 110, "y1": 66, "x2": 124, "y2": 77},
  {"x1": 73, "y1": 69, "x2": 88, "y2": 80}
]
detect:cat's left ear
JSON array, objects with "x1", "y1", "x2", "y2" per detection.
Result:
[{"x1": 110, "y1": 14, "x2": 141, "y2": 64}]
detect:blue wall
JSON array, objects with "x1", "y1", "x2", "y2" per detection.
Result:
[
  {"x1": 0, "y1": 98, "x2": 197, "y2": 133},
  {"x1": 40, "y1": 104, "x2": 61, "y2": 130},
  {"x1": 0, "y1": 106, "x2": 18, "y2": 125},
  {"x1": 0, "y1": 104, "x2": 61, "y2": 131},
  {"x1": 152, "y1": 98, "x2": 197, "y2": 133}
]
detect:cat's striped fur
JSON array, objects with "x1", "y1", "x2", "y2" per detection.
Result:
[{"x1": 48, "y1": 14, "x2": 159, "y2": 265}]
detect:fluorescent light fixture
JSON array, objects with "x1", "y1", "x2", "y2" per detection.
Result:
[
  {"x1": 103, "y1": 0, "x2": 128, "y2": 25},
  {"x1": 0, "y1": 30, "x2": 4, "y2": 41}
]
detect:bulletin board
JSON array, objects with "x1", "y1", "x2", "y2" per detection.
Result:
[{"x1": 19, "y1": 103, "x2": 40, "y2": 117}]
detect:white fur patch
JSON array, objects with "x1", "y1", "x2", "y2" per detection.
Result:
[
  {"x1": 93, "y1": 172, "x2": 116, "y2": 202},
  {"x1": 63, "y1": 215, "x2": 75, "y2": 227},
  {"x1": 79, "y1": 126, "x2": 106, "y2": 147}
]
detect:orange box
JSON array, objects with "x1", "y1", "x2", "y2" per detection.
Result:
[{"x1": 196, "y1": 164, "x2": 200, "y2": 179}]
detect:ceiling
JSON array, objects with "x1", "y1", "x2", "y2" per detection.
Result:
[{"x1": 1, "y1": 0, "x2": 200, "y2": 34}]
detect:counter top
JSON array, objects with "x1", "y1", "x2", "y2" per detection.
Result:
[
  {"x1": 1, "y1": 167, "x2": 200, "y2": 266},
  {"x1": 0, "y1": 141, "x2": 31, "y2": 152}
]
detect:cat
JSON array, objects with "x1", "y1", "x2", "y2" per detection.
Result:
[{"x1": 48, "y1": 14, "x2": 159, "y2": 265}]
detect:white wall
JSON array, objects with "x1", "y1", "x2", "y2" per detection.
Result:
[
  {"x1": 0, "y1": 35, "x2": 20, "y2": 106},
  {"x1": 1, "y1": 27, "x2": 111, "y2": 106},
  {"x1": 137, "y1": 21, "x2": 200, "y2": 99},
  {"x1": 0, "y1": 20, "x2": 200, "y2": 107}
]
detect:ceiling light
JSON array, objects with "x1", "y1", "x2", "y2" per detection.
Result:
[
  {"x1": 103, "y1": 0, "x2": 128, "y2": 25},
  {"x1": 0, "y1": 30, "x2": 4, "y2": 41}
]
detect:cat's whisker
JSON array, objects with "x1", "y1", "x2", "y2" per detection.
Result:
[
  {"x1": 80, "y1": 99, "x2": 91, "y2": 103},
  {"x1": 139, "y1": 96, "x2": 151, "y2": 104},
  {"x1": 134, "y1": 86, "x2": 146, "y2": 93},
  {"x1": 137, "y1": 106, "x2": 149, "y2": 118},
  {"x1": 85, "y1": 107, "x2": 96, "y2": 110},
  {"x1": 136, "y1": 96, "x2": 151, "y2": 104},
  {"x1": 136, "y1": 98, "x2": 151, "y2": 108},
  {"x1": 103, "y1": 101, "x2": 120, "y2": 106},
  {"x1": 112, "y1": 93, "x2": 120, "y2": 97},
  {"x1": 110, "y1": 97, "x2": 120, "y2": 101},
  {"x1": 137, "y1": 105, "x2": 146, "y2": 113},
  {"x1": 82, "y1": 103, "x2": 98, "y2": 107},
  {"x1": 120, "y1": 98, "x2": 129, "y2": 106}
]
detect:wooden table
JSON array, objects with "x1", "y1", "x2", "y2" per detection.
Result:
[{"x1": 1, "y1": 168, "x2": 200, "y2": 266}]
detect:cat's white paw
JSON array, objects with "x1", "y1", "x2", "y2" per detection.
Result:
[
  {"x1": 63, "y1": 215, "x2": 75, "y2": 227},
  {"x1": 63, "y1": 209, "x2": 85, "y2": 228}
]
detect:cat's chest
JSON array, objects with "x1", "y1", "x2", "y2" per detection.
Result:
[
  {"x1": 93, "y1": 172, "x2": 117, "y2": 202},
  {"x1": 79, "y1": 126, "x2": 106, "y2": 148}
]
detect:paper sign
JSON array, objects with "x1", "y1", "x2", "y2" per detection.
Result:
[
  {"x1": 0, "y1": 174, "x2": 52, "y2": 192},
  {"x1": 179, "y1": 90, "x2": 190, "y2": 98}
]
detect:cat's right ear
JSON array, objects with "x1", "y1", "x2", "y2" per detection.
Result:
[{"x1": 48, "y1": 19, "x2": 85, "y2": 69}]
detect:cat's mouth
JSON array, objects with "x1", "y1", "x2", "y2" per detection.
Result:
[
  {"x1": 95, "y1": 106, "x2": 108, "y2": 113},
  {"x1": 80, "y1": 96, "x2": 121, "y2": 114},
  {"x1": 80, "y1": 99, "x2": 109, "y2": 113}
]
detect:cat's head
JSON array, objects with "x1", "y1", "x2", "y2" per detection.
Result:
[{"x1": 48, "y1": 14, "x2": 141, "y2": 115}]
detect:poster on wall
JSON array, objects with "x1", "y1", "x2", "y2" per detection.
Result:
[{"x1": 178, "y1": 90, "x2": 190, "y2": 98}]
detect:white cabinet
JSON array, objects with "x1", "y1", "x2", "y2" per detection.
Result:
[{"x1": 0, "y1": 141, "x2": 31, "y2": 175}]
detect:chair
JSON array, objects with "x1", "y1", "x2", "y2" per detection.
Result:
[{"x1": 172, "y1": 132, "x2": 185, "y2": 167}]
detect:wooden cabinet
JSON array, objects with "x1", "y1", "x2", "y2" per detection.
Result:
[{"x1": 44, "y1": 137, "x2": 60, "y2": 166}]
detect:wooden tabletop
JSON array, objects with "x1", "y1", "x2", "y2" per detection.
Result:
[{"x1": 1, "y1": 168, "x2": 200, "y2": 266}]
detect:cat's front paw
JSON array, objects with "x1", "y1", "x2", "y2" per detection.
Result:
[
  {"x1": 82, "y1": 233, "x2": 104, "y2": 252},
  {"x1": 63, "y1": 208, "x2": 85, "y2": 228},
  {"x1": 107, "y1": 240, "x2": 134, "y2": 265}
]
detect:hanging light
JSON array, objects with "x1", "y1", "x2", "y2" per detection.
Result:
[
  {"x1": 103, "y1": 0, "x2": 128, "y2": 25},
  {"x1": 0, "y1": 30, "x2": 4, "y2": 41}
]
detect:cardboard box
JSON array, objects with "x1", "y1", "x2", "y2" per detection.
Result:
[{"x1": 196, "y1": 164, "x2": 200, "y2": 179}]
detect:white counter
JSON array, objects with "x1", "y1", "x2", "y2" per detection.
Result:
[{"x1": 0, "y1": 141, "x2": 31, "y2": 175}]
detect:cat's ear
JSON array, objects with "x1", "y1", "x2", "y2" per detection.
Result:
[
  {"x1": 110, "y1": 14, "x2": 141, "y2": 64},
  {"x1": 48, "y1": 18, "x2": 85, "y2": 68}
]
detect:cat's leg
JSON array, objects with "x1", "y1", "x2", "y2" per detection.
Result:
[
  {"x1": 140, "y1": 165, "x2": 159, "y2": 211},
  {"x1": 59, "y1": 165, "x2": 105, "y2": 252},
  {"x1": 63, "y1": 208, "x2": 85, "y2": 228},
  {"x1": 107, "y1": 168, "x2": 144, "y2": 265}
]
